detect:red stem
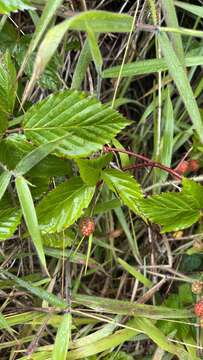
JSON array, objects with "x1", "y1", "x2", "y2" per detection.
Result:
[{"x1": 104, "y1": 146, "x2": 182, "y2": 180}]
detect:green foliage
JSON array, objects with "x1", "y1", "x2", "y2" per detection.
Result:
[
  {"x1": 0, "y1": 0, "x2": 34, "y2": 14},
  {"x1": 0, "y1": 51, "x2": 17, "y2": 132},
  {"x1": 76, "y1": 154, "x2": 112, "y2": 186},
  {"x1": 139, "y1": 179, "x2": 203, "y2": 232},
  {"x1": 0, "y1": 170, "x2": 12, "y2": 202},
  {"x1": 0, "y1": 134, "x2": 71, "y2": 177},
  {"x1": 52, "y1": 312, "x2": 72, "y2": 360},
  {"x1": 37, "y1": 177, "x2": 95, "y2": 233},
  {"x1": 102, "y1": 169, "x2": 145, "y2": 219},
  {"x1": 0, "y1": 3, "x2": 203, "y2": 359},
  {"x1": 0, "y1": 208, "x2": 21, "y2": 240},
  {"x1": 15, "y1": 176, "x2": 47, "y2": 271},
  {"x1": 23, "y1": 90, "x2": 130, "y2": 158},
  {"x1": 158, "y1": 32, "x2": 203, "y2": 144},
  {"x1": 42, "y1": 229, "x2": 75, "y2": 249}
]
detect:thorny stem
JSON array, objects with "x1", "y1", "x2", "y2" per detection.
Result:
[{"x1": 103, "y1": 146, "x2": 182, "y2": 180}]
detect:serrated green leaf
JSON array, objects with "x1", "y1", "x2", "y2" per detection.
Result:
[
  {"x1": 37, "y1": 177, "x2": 95, "y2": 233},
  {"x1": 139, "y1": 192, "x2": 200, "y2": 232},
  {"x1": 76, "y1": 154, "x2": 112, "y2": 186},
  {"x1": 102, "y1": 169, "x2": 145, "y2": 219},
  {"x1": 23, "y1": 90, "x2": 130, "y2": 158},
  {"x1": 0, "y1": 0, "x2": 34, "y2": 14},
  {"x1": 42, "y1": 229, "x2": 75, "y2": 249},
  {"x1": 0, "y1": 51, "x2": 17, "y2": 125},
  {"x1": 52, "y1": 312, "x2": 72, "y2": 360},
  {"x1": 182, "y1": 178, "x2": 203, "y2": 209},
  {"x1": 0, "y1": 208, "x2": 21, "y2": 241},
  {"x1": 158, "y1": 32, "x2": 203, "y2": 144},
  {"x1": 15, "y1": 176, "x2": 47, "y2": 272},
  {"x1": 0, "y1": 170, "x2": 11, "y2": 202}
]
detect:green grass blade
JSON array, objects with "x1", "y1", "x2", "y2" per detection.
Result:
[
  {"x1": 0, "y1": 170, "x2": 11, "y2": 201},
  {"x1": 15, "y1": 176, "x2": 47, "y2": 272},
  {"x1": 133, "y1": 317, "x2": 188, "y2": 357},
  {"x1": 118, "y1": 257, "x2": 153, "y2": 288},
  {"x1": 161, "y1": 0, "x2": 185, "y2": 65},
  {"x1": 15, "y1": 137, "x2": 68, "y2": 176},
  {"x1": 18, "y1": 0, "x2": 63, "y2": 77},
  {"x1": 87, "y1": 28, "x2": 102, "y2": 75},
  {"x1": 102, "y1": 55, "x2": 203, "y2": 78},
  {"x1": 71, "y1": 39, "x2": 92, "y2": 90},
  {"x1": 52, "y1": 312, "x2": 72, "y2": 360},
  {"x1": 22, "y1": 11, "x2": 133, "y2": 102},
  {"x1": 154, "y1": 87, "x2": 174, "y2": 183},
  {"x1": 175, "y1": 1, "x2": 203, "y2": 18},
  {"x1": 0, "y1": 269, "x2": 67, "y2": 309},
  {"x1": 158, "y1": 31, "x2": 203, "y2": 143}
]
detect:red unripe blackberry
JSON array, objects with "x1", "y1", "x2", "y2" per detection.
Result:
[
  {"x1": 79, "y1": 217, "x2": 95, "y2": 237},
  {"x1": 194, "y1": 299, "x2": 203, "y2": 317},
  {"x1": 188, "y1": 159, "x2": 200, "y2": 172},
  {"x1": 175, "y1": 161, "x2": 189, "y2": 175}
]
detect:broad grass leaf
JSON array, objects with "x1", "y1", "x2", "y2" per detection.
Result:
[
  {"x1": 15, "y1": 137, "x2": 71, "y2": 175},
  {"x1": 175, "y1": 1, "x2": 203, "y2": 18},
  {"x1": 71, "y1": 39, "x2": 92, "y2": 90},
  {"x1": 22, "y1": 11, "x2": 133, "y2": 101},
  {"x1": 23, "y1": 90, "x2": 130, "y2": 158},
  {"x1": 102, "y1": 169, "x2": 145, "y2": 219},
  {"x1": 0, "y1": 170, "x2": 11, "y2": 202},
  {"x1": 158, "y1": 32, "x2": 203, "y2": 144},
  {"x1": 15, "y1": 176, "x2": 47, "y2": 271},
  {"x1": 0, "y1": 0, "x2": 34, "y2": 14},
  {"x1": 154, "y1": 87, "x2": 174, "y2": 183},
  {"x1": 102, "y1": 55, "x2": 203, "y2": 78},
  {"x1": 0, "y1": 208, "x2": 21, "y2": 241},
  {"x1": 73, "y1": 294, "x2": 192, "y2": 319},
  {"x1": 37, "y1": 177, "x2": 95, "y2": 233},
  {"x1": 87, "y1": 27, "x2": 102, "y2": 74},
  {"x1": 0, "y1": 134, "x2": 70, "y2": 177},
  {"x1": 133, "y1": 317, "x2": 188, "y2": 357},
  {"x1": 161, "y1": 0, "x2": 185, "y2": 65},
  {"x1": 18, "y1": 0, "x2": 63, "y2": 77},
  {"x1": 139, "y1": 192, "x2": 200, "y2": 232},
  {"x1": 52, "y1": 312, "x2": 72, "y2": 360}
]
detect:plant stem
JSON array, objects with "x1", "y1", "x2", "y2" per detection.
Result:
[{"x1": 103, "y1": 146, "x2": 182, "y2": 180}]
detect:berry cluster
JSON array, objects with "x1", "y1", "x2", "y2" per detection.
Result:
[
  {"x1": 79, "y1": 217, "x2": 95, "y2": 237},
  {"x1": 175, "y1": 159, "x2": 199, "y2": 175},
  {"x1": 193, "y1": 281, "x2": 203, "y2": 327}
]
